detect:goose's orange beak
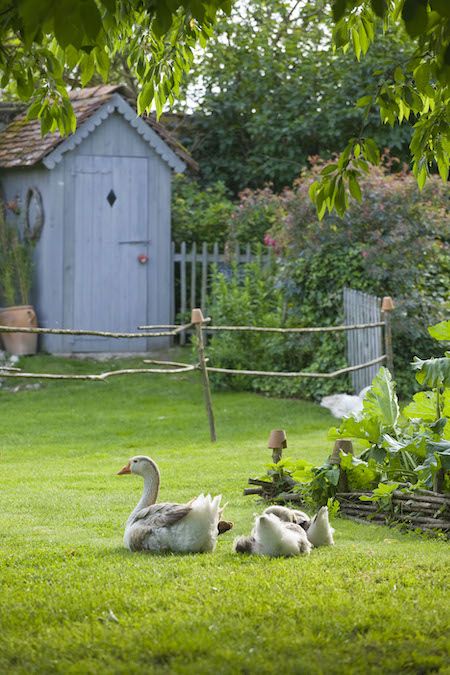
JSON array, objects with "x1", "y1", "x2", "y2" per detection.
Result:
[{"x1": 117, "y1": 462, "x2": 131, "y2": 475}]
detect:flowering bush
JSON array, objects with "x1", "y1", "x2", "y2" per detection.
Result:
[{"x1": 208, "y1": 159, "x2": 449, "y2": 399}]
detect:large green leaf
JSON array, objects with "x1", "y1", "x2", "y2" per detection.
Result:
[
  {"x1": 412, "y1": 357, "x2": 450, "y2": 388},
  {"x1": 383, "y1": 433, "x2": 427, "y2": 460},
  {"x1": 328, "y1": 415, "x2": 382, "y2": 445},
  {"x1": 428, "y1": 320, "x2": 450, "y2": 341},
  {"x1": 360, "y1": 481, "x2": 399, "y2": 501},
  {"x1": 362, "y1": 367, "x2": 399, "y2": 428},
  {"x1": 403, "y1": 391, "x2": 438, "y2": 421}
]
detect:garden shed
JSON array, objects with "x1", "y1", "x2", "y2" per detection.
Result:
[{"x1": 0, "y1": 85, "x2": 192, "y2": 353}]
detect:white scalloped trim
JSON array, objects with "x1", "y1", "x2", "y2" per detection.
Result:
[{"x1": 43, "y1": 94, "x2": 186, "y2": 173}]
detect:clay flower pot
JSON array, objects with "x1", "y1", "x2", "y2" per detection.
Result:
[{"x1": 0, "y1": 305, "x2": 38, "y2": 355}]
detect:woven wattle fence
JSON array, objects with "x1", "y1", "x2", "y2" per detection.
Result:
[{"x1": 337, "y1": 490, "x2": 450, "y2": 534}]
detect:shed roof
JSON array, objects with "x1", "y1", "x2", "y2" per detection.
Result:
[{"x1": 0, "y1": 85, "x2": 196, "y2": 172}]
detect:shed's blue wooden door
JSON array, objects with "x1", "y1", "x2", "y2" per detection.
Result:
[{"x1": 72, "y1": 155, "x2": 149, "y2": 351}]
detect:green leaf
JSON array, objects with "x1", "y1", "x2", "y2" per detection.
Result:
[
  {"x1": 137, "y1": 82, "x2": 154, "y2": 115},
  {"x1": 332, "y1": 0, "x2": 348, "y2": 22},
  {"x1": 428, "y1": 320, "x2": 450, "y2": 341},
  {"x1": 414, "y1": 63, "x2": 430, "y2": 91},
  {"x1": 352, "y1": 27, "x2": 361, "y2": 61},
  {"x1": 154, "y1": 4, "x2": 173, "y2": 38},
  {"x1": 154, "y1": 88, "x2": 163, "y2": 118},
  {"x1": 321, "y1": 163, "x2": 338, "y2": 176},
  {"x1": 80, "y1": 54, "x2": 95, "y2": 86},
  {"x1": 54, "y1": 2, "x2": 84, "y2": 49},
  {"x1": 328, "y1": 415, "x2": 382, "y2": 445},
  {"x1": 402, "y1": 0, "x2": 429, "y2": 37},
  {"x1": 348, "y1": 173, "x2": 362, "y2": 202},
  {"x1": 360, "y1": 481, "x2": 399, "y2": 501},
  {"x1": 436, "y1": 154, "x2": 449, "y2": 182},
  {"x1": 412, "y1": 357, "x2": 450, "y2": 388},
  {"x1": 393, "y1": 66, "x2": 405, "y2": 83},
  {"x1": 356, "y1": 95, "x2": 372, "y2": 108},
  {"x1": 334, "y1": 177, "x2": 347, "y2": 215},
  {"x1": 363, "y1": 367, "x2": 399, "y2": 428},
  {"x1": 94, "y1": 47, "x2": 110, "y2": 81},
  {"x1": 430, "y1": 0, "x2": 450, "y2": 18},
  {"x1": 403, "y1": 391, "x2": 439, "y2": 421},
  {"x1": 383, "y1": 433, "x2": 427, "y2": 460},
  {"x1": 417, "y1": 162, "x2": 427, "y2": 190},
  {"x1": 26, "y1": 100, "x2": 42, "y2": 120},
  {"x1": 363, "y1": 138, "x2": 380, "y2": 165},
  {"x1": 80, "y1": 0, "x2": 102, "y2": 41},
  {"x1": 65, "y1": 45, "x2": 80, "y2": 70},
  {"x1": 325, "y1": 465, "x2": 341, "y2": 486},
  {"x1": 432, "y1": 444, "x2": 450, "y2": 469}
]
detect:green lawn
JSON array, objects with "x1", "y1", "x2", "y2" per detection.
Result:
[{"x1": 0, "y1": 353, "x2": 449, "y2": 675}]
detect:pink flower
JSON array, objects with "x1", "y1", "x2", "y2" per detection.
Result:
[{"x1": 264, "y1": 234, "x2": 277, "y2": 248}]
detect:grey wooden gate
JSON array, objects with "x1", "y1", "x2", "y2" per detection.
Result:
[
  {"x1": 72, "y1": 155, "x2": 149, "y2": 351},
  {"x1": 343, "y1": 287, "x2": 383, "y2": 393}
]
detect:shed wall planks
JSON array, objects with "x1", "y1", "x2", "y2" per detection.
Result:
[{"x1": 0, "y1": 106, "x2": 178, "y2": 354}]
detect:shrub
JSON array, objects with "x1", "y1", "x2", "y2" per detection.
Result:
[
  {"x1": 211, "y1": 160, "x2": 449, "y2": 399},
  {"x1": 207, "y1": 260, "x2": 350, "y2": 399},
  {"x1": 171, "y1": 175, "x2": 234, "y2": 244}
]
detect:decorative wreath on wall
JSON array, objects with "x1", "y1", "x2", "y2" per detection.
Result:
[{"x1": 25, "y1": 187, "x2": 45, "y2": 243}]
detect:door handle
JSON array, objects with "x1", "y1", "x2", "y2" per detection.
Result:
[{"x1": 119, "y1": 240, "x2": 152, "y2": 245}]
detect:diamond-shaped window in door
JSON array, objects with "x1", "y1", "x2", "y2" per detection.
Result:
[{"x1": 107, "y1": 189, "x2": 117, "y2": 207}]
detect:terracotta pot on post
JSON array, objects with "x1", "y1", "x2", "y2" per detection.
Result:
[
  {"x1": 268, "y1": 429, "x2": 287, "y2": 464},
  {"x1": 0, "y1": 305, "x2": 38, "y2": 355}
]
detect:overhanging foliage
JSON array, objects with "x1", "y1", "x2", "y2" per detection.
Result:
[{"x1": 0, "y1": 0, "x2": 231, "y2": 134}]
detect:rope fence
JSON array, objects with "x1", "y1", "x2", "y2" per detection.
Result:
[
  {"x1": 0, "y1": 323, "x2": 196, "y2": 339},
  {"x1": 0, "y1": 300, "x2": 394, "y2": 441},
  {"x1": 205, "y1": 355, "x2": 387, "y2": 379},
  {"x1": 204, "y1": 321, "x2": 385, "y2": 334}
]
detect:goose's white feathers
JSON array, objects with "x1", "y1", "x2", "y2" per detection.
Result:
[
  {"x1": 307, "y1": 506, "x2": 335, "y2": 547},
  {"x1": 263, "y1": 505, "x2": 311, "y2": 529},
  {"x1": 320, "y1": 386, "x2": 370, "y2": 419},
  {"x1": 234, "y1": 513, "x2": 312, "y2": 557},
  {"x1": 126, "y1": 493, "x2": 222, "y2": 553}
]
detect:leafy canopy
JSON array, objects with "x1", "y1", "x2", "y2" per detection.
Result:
[
  {"x1": 1, "y1": 0, "x2": 448, "y2": 215},
  {"x1": 176, "y1": 1, "x2": 415, "y2": 194},
  {"x1": 311, "y1": 0, "x2": 450, "y2": 217},
  {"x1": 0, "y1": 0, "x2": 231, "y2": 134}
]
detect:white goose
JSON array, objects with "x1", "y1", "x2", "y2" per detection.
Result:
[
  {"x1": 234, "y1": 512, "x2": 312, "y2": 557},
  {"x1": 263, "y1": 505, "x2": 311, "y2": 529},
  {"x1": 117, "y1": 455, "x2": 228, "y2": 553},
  {"x1": 306, "y1": 506, "x2": 335, "y2": 547}
]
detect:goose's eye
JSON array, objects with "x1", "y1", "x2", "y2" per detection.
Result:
[{"x1": 133, "y1": 459, "x2": 137, "y2": 464}]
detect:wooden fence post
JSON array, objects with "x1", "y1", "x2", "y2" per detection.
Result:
[
  {"x1": 180, "y1": 242, "x2": 187, "y2": 345},
  {"x1": 192, "y1": 308, "x2": 216, "y2": 442},
  {"x1": 381, "y1": 296, "x2": 395, "y2": 374}
]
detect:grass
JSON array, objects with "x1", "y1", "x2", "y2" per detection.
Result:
[{"x1": 0, "y1": 353, "x2": 449, "y2": 675}]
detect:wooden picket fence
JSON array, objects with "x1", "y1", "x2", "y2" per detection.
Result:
[
  {"x1": 343, "y1": 287, "x2": 384, "y2": 392},
  {"x1": 171, "y1": 241, "x2": 273, "y2": 342}
]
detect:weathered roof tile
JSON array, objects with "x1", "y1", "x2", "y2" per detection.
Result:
[{"x1": 0, "y1": 84, "x2": 197, "y2": 171}]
